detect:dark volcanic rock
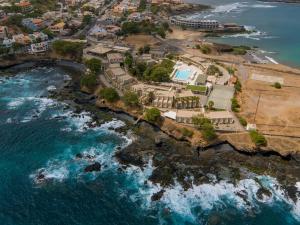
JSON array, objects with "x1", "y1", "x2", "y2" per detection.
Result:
[
  {"x1": 84, "y1": 162, "x2": 101, "y2": 172},
  {"x1": 75, "y1": 153, "x2": 83, "y2": 159},
  {"x1": 256, "y1": 187, "x2": 272, "y2": 200},
  {"x1": 155, "y1": 136, "x2": 162, "y2": 147},
  {"x1": 285, "y1": 185, "x2": 299, "y2": 203},
  {"x1": 151, "y1": 189, "x2": 165, "y2": 201}
]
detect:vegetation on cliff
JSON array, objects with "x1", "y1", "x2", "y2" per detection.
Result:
[
  {"x1": 250, "y1": 130, "x2": 267, "y2": 147},
  {"x1": 80, "y1": 73, "x2": 97, "y2": 90},
  {"x1": 123, "y1": 91, "x2": 140, "y2": 107},
  {"x1": 98, "y1": 88, "x2": 120, "y2": 103},
  {"x1": 84, "y1": 58, "x2": 102, "y2": 75},
  {"x1": 144, "y1": 108, "x2": 161, "y2": 123},
  {"x1": 120, "y1": 21, "x2": 168, "y2": 38},
  {"x1": 192, "y1": 116, "x2": 216, "y2": 141},
  {"x1": 52, "y1": 40, "x2": 84, "y2": 61}
]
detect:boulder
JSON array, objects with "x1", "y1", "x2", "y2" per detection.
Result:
[
  {"x1": 151, "y1": 190, "x2": 165, "y2": 201},
  {"x1": 84, "y1": 162, "x2": 101, "y2": 172}
]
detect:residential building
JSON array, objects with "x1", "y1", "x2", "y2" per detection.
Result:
[
  {"x1": 49, "y1": 22, "x2": 65, "y2": 34},
  {"x1": 170, "y1": 16, "x2": 219, "y2": 30},
  {"x1": 2, "y1": 38, "x2": 14, "y2": 48},
  {"x1": 0, "y1": 26, "x2": 8, "y2": 39},
  {"x1": 107, "y1": 53, "x2": 124, "y2": 64},
  {"x1": 29, "y1": 32, "x2": 48, "y2": 42},
  {"x1": 12, "y1": 34, "x2": 31, "y2": 45},
  {"x1": 105, "y1": 64, "x2": 135, "y2": 91},
  {"x1": 29, "y1": 41, "x2": 49, "y2": 53},
  {"x1": 175, "y1": 110, "x2": 235, "y2": 125},
  {"x1": 15, "y1": 0, "x2": 33, "y2": 12},
  {"x1": 22, "y1": 18, "x2": 44, "y2": 31}
]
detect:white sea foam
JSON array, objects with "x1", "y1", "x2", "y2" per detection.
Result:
[
  {"x1": 124, "y1": 166, "x2": 300, "y2": 223},
  {"x1": 47, "y1": 85, "x2": 57, "y2": 91},
  {"x1": 212, "y1": 2, "x2": 247, "y2": 13},
  {"x1": 100, "y1": 119, "x2": 126, "y2": 130},
  {"x1": 7, "y1": 97, "x2": 26, "y2": 109},
  {"x1": 265, "y1": 56, "x2": 279, "y2": 64},
  {"x1": 251, "y1": 4, "x2": 276, "y2": 8},
  {"x1": 6, "y1": 118, "x2": 12, "y2": 123}
]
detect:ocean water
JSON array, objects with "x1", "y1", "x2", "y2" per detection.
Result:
[
  {"x1": 188, "y1": 0, "x2": 300, "y2": 67},
  {"x1": 0, "y1": 67, "x2": 300, "y2": 225}
]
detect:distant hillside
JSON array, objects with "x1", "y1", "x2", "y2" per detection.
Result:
[{"x1": 260, "y1": 0, "x2": 300, "y2": 3}]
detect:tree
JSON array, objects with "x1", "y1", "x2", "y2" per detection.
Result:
[
  {"x1": 80, "y1": 73, "x2": 97, "y2": 88},
  {"x1": 250, "y1": 130, "x2": 267, "y2": 147},
  {"x1": 206, "y1": 65, "x2": 222, "y2": 76},
  {"x1": 85, "y1": 58, "x2": 102, "y2": 74},
  {"x1": 80, "y1": 73, "x2": 97, "y2": 89},
  {"x1": 42, "y1": 28, "x2": 55, "y2": 38},
  {"x1": 273, "y1": 82, "x2": 282, "y2": 89},
  {"x1": 124, "y1": 53, "x2": 133, "y2": 68},
  {"x1": 82, "y1": 15, "x2": 92, "y2": 27},
  {"x1": 149, "y1": 67, "x2": 170, "y2": 82},
  {"x1": 144, "y1": 108, "x2": 161, "y2": 123},
  {"x1": 208, "y1": 100, "x2": 214, "y2": 110},
  {"x1": 52, "y1": 40, "x2": 84, "y2": 61},
  {"x1": 123, "y1": 91, "x2": 139, "y2": 107},
  {"x1": 98, "y1": 88, "x2": 119, "y2": 102}
]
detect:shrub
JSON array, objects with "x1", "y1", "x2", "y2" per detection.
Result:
[
  {"x1": 98, "y1": 88, "x2": 120, "y2": 102},
  {"x1": 84, "y1": 58, "x2": 102, "y2": 75},
  {"x1": 231, "y1": 98, "x2": 240, "y2": 112},
  {"x1": 192, "y1": 115, "x2": 217, "y2": 141},
  {"x1": 52, "y1": 40, "x2": 84, "y2": 60},
  {"x1": 250, "y1": 130, "x2": 267, "y2": 147},
  {"x1": 80, "y1": 73, "x2": 97, "y2": 89},
  {"x1": 235, "y1": 79, "x2": 242, "y2": 92},
  {"x1": 227, "y1": 67, "x2": 236, "y2": 75},
  {"x1": 207, "y1": 65, "x2": 222, "y2": 76},
  {"x1": 144, "y1": 108, "x2": 161, "y2": 123},
  {"x1": 273, "y1": 82, "x2": 282, "y2": 89},
  {"x1": 180, "y1": 127, "x2": 194, "y2": 138},
  {"x1": 200, "y1": 45, "x2": 211, "y2": 54},
  {"x1": 123, "y1": 91, "x2": 139, "y2": 107},
  {"x1": 208, "y1": 100, "x2": 214, "y2": 110},
  {"x1": 238, "y1": 117, "x2": 247, "y2": 126}
]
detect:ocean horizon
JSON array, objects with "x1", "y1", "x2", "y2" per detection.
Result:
[{"x1": 188, "y1": 0, "x2": 300, "y2": 68}]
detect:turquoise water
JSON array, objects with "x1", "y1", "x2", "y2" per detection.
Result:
[
  {"x1": 0, "y1": 67, "x2": 300, "y2": 224},
  {"x1": 189, "y1": 0, "x2": 300, "y2": 67},
  {"x1": 175, "y1": 69, "x2": 191, "y2": 80}
]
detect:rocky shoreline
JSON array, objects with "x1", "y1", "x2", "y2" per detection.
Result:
[
  {"x1": 3, "y1": 62, "x2": 300, "y2": 203},
  {"x1": 50, "y1": 65, "x2": 300, "y2": 203}
]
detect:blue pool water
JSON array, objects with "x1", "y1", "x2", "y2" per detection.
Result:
[
  {"x1": 175, "y1": 69, "x2": 191, "y2": 80},
  {"x1": 0, "y1": 67, "x2": 300, "y2": 225}
]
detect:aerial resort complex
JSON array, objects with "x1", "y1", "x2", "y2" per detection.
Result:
[{"x1": 1, "y1": 0, "x2": 300, "y2": 224}]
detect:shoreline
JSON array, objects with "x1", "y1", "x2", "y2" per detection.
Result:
[
  {"x1": 3, "y1": 59, "x2": 300, "y2": 160},
  {"x1": 2, "y1": 62, "x2": 300, "y2": 206}
]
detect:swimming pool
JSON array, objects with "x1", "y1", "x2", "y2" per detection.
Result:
[{"x1": 175, "y1": 69, "x2": 191, "y2": 81}]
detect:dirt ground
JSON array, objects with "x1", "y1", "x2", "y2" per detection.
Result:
[
  {"x1": 123, "y1": 35, "x2": 160, "y2": 49},
  {"x1": 238, "y1": 66, "x2": 300, "y2": 154},
  {"x1": 167, "y1": 26, "x2": 204, "y2": 41}
]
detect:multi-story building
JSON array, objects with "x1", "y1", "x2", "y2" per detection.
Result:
[
  {"x1": 0, "y1": 26, "x2": 8, "y2": 39},
  {"x1": 22, "y1": 18, "x2": 45, "y2": 31},
  {"x1": 29, "y1": 41, "x2": 49, "y2": 53},
  {"x1": 15, "y1": 0, "x2": 33, "y2": 12},
  {"x1": 170, "y1": 16, "x2": 219, "y2": 30}
]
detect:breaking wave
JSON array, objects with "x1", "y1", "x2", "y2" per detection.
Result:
[{"x1": 211, "y1": 2, "x2": 276, "y2": 14}]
